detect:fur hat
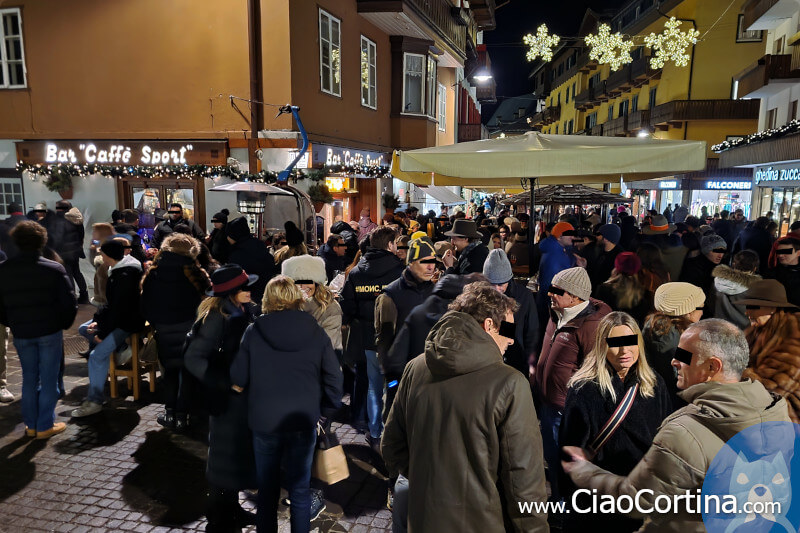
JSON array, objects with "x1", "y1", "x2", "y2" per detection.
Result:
[
  {"x1": 551, "y1": 267, "x2": 592, "y2": 301},
  {"x1": 281, "y1": 255, "x2": 327, "y2": 285},
  {"x1": 161, "y1": 233, "x2": 201, "y2": 259},
  {"x1": 285, "y1": 221, "x2": 305, "y2": 247}
]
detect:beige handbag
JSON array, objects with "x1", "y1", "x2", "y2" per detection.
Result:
[{"x1": 311, "y1": 424, "x2": 350, "y2": 484}]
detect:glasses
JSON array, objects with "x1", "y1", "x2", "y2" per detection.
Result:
[
  {"x1": 775, "y1": 248, "x2": 795, "y2": 255},
  {"x1": 168, "y1": 210, "x2": 182, "y2": 215},
  {"x1": 607, "y1": 334, "x2": 638, "y2": 348}
]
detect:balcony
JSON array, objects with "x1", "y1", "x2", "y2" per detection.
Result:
[
  {"x1": 530, "y1": 105, "x2": 561, "y2": 127},
  {"x1": 590, "y1": 123, "x2": 604, "y2": 136},
  {"x1": 735, "y1": 54, "x2": 800, "y2": 99},
  {"x1": 467, "y1": 0, "x2": 496, "y2": 30},
  {"x1": 358, "y1": 0, "x2": 475, "y2": 58},
  {"x1": 650, "y1": 99, "x2": 759, "y2": 130},
  {"x1": 575, "y1": 87, "x2": 596, "y2": 111},
  {"x1": 628, "y1": 109, "x2": 650, "y2": 132},
  {"x1": 605, "y1": 64, "x2": 633, "y2": 96},
  {"x1": 603, "y1": 115, "x2": 629, "y2": 137},
  {"x1": 630, "y1": 56, "x2": 661, "y2": 86},
  {"x1": 743, "y1": 0, "x2": 797, "y2": 31},
  {"x1": 457, "y1": 123, "x2": 487, "y2": 142}
]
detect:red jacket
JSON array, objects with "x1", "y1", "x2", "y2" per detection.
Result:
[{"x1": 531, "y1": 298, "x2": 611, "y2": 410}]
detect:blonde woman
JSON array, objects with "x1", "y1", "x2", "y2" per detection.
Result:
[
  {"x1": 281, "y1": 255, "x2": 343, "y2": 352},
  {"x1": 560, "y1": 311, "x2": 671, "y2": 533}
]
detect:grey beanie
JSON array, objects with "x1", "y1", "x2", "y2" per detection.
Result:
[
  {"x1": 482, "y1": 248, "x2": 514, "y2": 284},
  {"x1": 551, "y1": 267, "x2": 592, "y2": 301},
  {"x1": 597, "y1": 223, "x2": 621, "y2": 245},
  {"x1": 701, "y1": 234, "x2": 727, "y2": 255}
]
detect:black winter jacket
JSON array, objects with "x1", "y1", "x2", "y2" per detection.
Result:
[
  {"x1": 503, "y1": 280, "x2": 539, "y2": 376},
  {"x1": 231, "y1": 310, "x2": 343, "y2": 434},
  {"x1": 152, "y1": 217, "x2": 205, "y2": 248},
  {"x1": 587, "y1": 245, "x2": 622, "y2": 289},
  {"x1": 330, "y1": 221, "x2": 359, "y2": 265},
  {"x1": 341, "y1": 249, "x2": 404, "y2": 350},
  {"x1": 0, "y1": 251, "x2": 77, "y2": 338},
  {"x1": 0, "y1": 213, "x2": 28, "y2": 258},
  {"x1": 733, "y1": 224, "x2": 772, "y2": 274},
  {"x1": 49, "y1": 211, "x2": 85, "y2": 262},
  {"x1": 228, "y1": 237, "x2": 275, "y2": 303},
  {"x1": 766, "y1": 264, "x2": 800, "y2": 308},
  {"x1": 141, "y1": 251, "x2": 209, "y2": 326},
  {"x1": 679, "y1": 254, "x2": 717, "y2": 296},
  {"x1": 317, "y1": 243, "x2": 348, "y2": 282},
  {"x1": 446, "y1": 240, "x2": 489, "y2": 275},
  {"x1": 93, "y1": 256, "x2": 145, "y2": 338},
  {"x1": 208, "y1": 227, "x2": 231, "y2": 264}
]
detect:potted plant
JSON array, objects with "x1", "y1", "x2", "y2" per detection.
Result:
[
  {"x1": 308, "y1": 182, "x2": 334, "y2": 212},
  {"x1": 382, "y1": 192, "x2": 400, "y2": 214},
  {"x1": 44, "y1": 167, "x2": 74, "y2": 199}
]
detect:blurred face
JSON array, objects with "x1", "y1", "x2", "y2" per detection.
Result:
[
  {"x1": 213, "y1": 221, "x2": 223, "y2": 230},
  {"x1": 705, "y1": 249, "x2": 725, "y2": 264},
  {"x1": 492, "y1": 282, "x2": 509, "y2": 293},
  {"x1": 296, "y1": 282, "x2": 316, "y2": 300},
  {"x1": 557, "y1": 235, "x2": 573, "y2": 248},
  {"x1": 408, "y1": 257, "x2": 436, "y2": 282},
  {"x1": 235, "y1": 290, "x2": 252, "y2": 305},
  {"x1": 395, "y1": 247, "x2": 407, "y2": 261},
  {"x1": 734, "y1": 211, "x2": 744, "y2": 221},
  {"x1": 746, "y1": 306, "x2": 776, "y2": 327},
  {"x1": 672, "y1": 330, "x2": 720, "y2": 390},
  {"x1": 334, "y1": 238, "x2": 346, "y2": 256},
  {"x1": 549, "y1": 286, "x2": 581, "y2": 311},
  {"x1": 274, "y1": 239, "x2": 287, "y2": 250},
  {"x1": 606, "y1": 325, "x2": 639, "y2": 376},
  {"x1": 492, "y1": 237, "x2": 502, "y2": 249},
  {"x1": 776, "y1": 245, "x2": 800, "y2": 266},
  {"x1": 499, "y1": 228, "x2": 509, "y2": 240},
  {"x1": 168, "y1": 207, "x2": 182, "y2": 220},
  {"x1": 687, "y1": 308, "x2": 704, "y2": 323},
  {"x1": 483, "y1": 311, "x2": 515, "y2": 355},
  {"x1": 451, "y1": 236, "x2": 469, "y2": 252}
]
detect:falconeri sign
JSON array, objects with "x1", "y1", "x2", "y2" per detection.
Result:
[{"x1": 16, "y1": 140, "x2": 228, "y2": 166}]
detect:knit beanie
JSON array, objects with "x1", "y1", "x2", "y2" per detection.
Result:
[
  {"x1": 482, "y1": 249, "x2": 514, "y2": 284},
  {"x1": 551, "y1": 267, "x2": 591, "y2": 301},
  {"x1": 551, "y1": 222, "x2": 574, "y2": 238},
  {"x1": 407, "y1": 237, "x2": 436, "y2": 265},
  {"x1": 211, "y1": 208, "x2": 229, "y2": 224},
  {"x1": 411, "y1": 230, "x2": 428, "y2": 241},
  {"x1": 654, "y1": 282, "x2": 706, "y2": 316},
  {"x1": 100, "y1": 239, "x2": 125, "y2": 261},
  {"x1": 285, "y1": 221, "x2": 305, "y2": 247},
  {"x1": 225, "y1": 216, "x2": 251, "y2": 242},
  {"x1": 701, "y1": 234, "x2": 727, "y2": 255},
  {"x1": 614, "y1": 252, "x2": 642, "y2": 276},
  {"x1": 598, "y1": 223, "x2": 621, "y2": 245},
  {"x1": 281, "y1": 255, "x2": 327, "y2": 285}
]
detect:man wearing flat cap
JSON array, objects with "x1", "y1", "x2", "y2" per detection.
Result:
[{"x1": 441, "y1": 219, "x2": 489, "y2": 275}]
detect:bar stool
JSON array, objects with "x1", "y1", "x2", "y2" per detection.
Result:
[{"x1": 108, "y1": 326, "x2": 158, "y2": 400}]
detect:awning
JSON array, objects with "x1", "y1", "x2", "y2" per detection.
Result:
[
  {"x1": 420, "y1": 185, "x2": 466, "y2": 205},
  {"x1": 392, "y1": 132, "x2": 707, "y2": 187}
]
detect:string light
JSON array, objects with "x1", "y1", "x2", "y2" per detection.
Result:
[
  {"x1": 361, "y1": 50, "x2": 370, "y2": 89},
  {"x1": 644, "y1": 17, "x2": 699, "y2": 68},
  {"x1": 523, "y1": 24, "x2": 560, "y2": 62},
  {"x1": 585, "y1": 23, "x2": 634, "y2": 71}
]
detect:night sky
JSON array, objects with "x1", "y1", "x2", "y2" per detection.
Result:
[{"x1": 483, "y1": 0, "x2": 631, "y2": 114}]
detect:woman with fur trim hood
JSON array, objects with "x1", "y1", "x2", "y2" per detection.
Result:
[
  {"x1": 281, "y1": 255, "x2": 343, "y2": 353},
  {"x1": 709, "y1": 250, "x2": 761, "y2": 329},
  {"x1": 141, "y1": 233, "x2": 211, "y2": 430}
]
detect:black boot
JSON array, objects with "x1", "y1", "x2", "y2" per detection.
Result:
[
  {"x1": 206, "y1": 487, "x2": 240, "y2": 533},
  {"x1": 157, "y1": 408, "x2": 175, "y2": 429}
]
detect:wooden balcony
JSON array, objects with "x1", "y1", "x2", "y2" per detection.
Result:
[
  {"x1": 628, "y1": 109, "x2": 650, "y2": 132},
  {"x1": 743, "y1": 0, "x2": 794, "y2": 31},
  {"x1": 575, "y1": 87, "x2": 596, "y2": 111},
  {"x1": 590, "y1": 123, "x2": 604, "y2": 136},
  {"x1": 735, "y1": 54, "x2": 800, "y2": 99},
  {"x1": 530, "y1": 105, "x2": 561, "y2": 126},
  {"x1": 605, "y1": 64, "x2": 633, "y2": 96},
  {"x1": 468, "y1": 0, "x2": 496, "y2": 30},
  {"x1": 603, "y1": 115, "x2": 629, "y2": 137},
  {"x1": 650, "y1": 100, "x2": 759, "y2": 130},
  {"x1": 457, "y1": 123, "x2": 487, "y2": 142},
  {"x1": 630, "y1": 56, "x2": 661, "y2": 87}
]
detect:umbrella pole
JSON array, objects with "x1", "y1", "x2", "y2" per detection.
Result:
[{"x1": 529, "y1": 178, "x2": 536, "y2": 278}]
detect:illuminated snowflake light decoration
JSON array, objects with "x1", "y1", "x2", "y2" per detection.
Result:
[
  {"x1": 523, "y1": 24, "x2": 561, "y2": 62},
  {"x1": 584, "y1": 23, "x2": 634, "y2": 71},
  {"x1": 644, "y1": 17, "x2": 699, "y2": 68}
]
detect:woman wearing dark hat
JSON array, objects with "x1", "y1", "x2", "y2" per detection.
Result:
[
  {"x1": 740, "y1": 279, "x2": 800, "y2": 423},
  {"x1": 184, "y1": 264, "x2": 259, "y2": 531},
  {"x1": 273, "y1": 221, "x2": 308, "y2": 266},
  {"x1": 207, "y1": 209, "x2": 231, "y2": 264},
  {"x1": 594, "y1": 252, "x2": 653, "y2": 327},
  {"x1": 140, "y1": 233, "x2": 210, "y2": 429},
  {"x1": 226, "y1": 216, "x2": 276, "y2": 304}
]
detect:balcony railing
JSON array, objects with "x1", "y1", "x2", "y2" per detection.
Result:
[
  {"x1": 606, "y1": 64, "x2": 633, "y2": 96},
  {"x1": 650, "y1": 99, "x2": 760, "y2": 125},
  {"x1": 735, "y1": 54, "x2": 800, "y2": 98},
  {"x1": 603, "y1": 115, "x2": 629, "y2": 136},
  {"x1": 743, "y1": 0, "x2": 783, "y2": 31},
  {"x1": 575, "y1": 87, "x2": 596, "y2": 111},
  {"x1": 590, "y1": 123, "x2": 604, "y2": 136},
  {"x1": 628, "y1": 109, "x2": 650, "y2": 132}
]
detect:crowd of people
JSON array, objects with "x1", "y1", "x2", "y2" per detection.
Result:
[{"x1": 0, "y1": 196, "x2": 797, "y2": 533}]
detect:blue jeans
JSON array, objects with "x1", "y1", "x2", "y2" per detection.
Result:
[
  {"x1": 365, "y1": 349, "x2": 384, "y2": 439},
  {"x1": 538, "y1": 403, "x2": 563, "y2": 503},
  {"x1": 393, "y1": 475, "x2": 409, "y2": 533},
  {"x1": 253, "y1": 429, "x2": 317, "y2": 533},
  {"x1": 87, "y1": 328, "x2": 128, "y2": 404},
  {"x1": 14, "y1": 331, "x2": 63, "y2": 431},
  {"x1": 78, "y1": 319, "x2": 97, "y2": 351}
]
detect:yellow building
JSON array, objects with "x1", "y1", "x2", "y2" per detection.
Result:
[{"x1": 529, "y1": 0, "x2": 762, "y2": 217}]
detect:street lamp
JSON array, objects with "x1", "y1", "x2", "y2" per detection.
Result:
[{"x1": 471, "y1": 67, "x2": 493, "y2": 83}]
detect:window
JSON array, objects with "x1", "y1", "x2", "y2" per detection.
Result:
[
  {"x1": 589, "y1": 72, "x2": 601, "y2": 89},
  {"x1": 632, "y1": 94, "x2": 639, "y2": 112},
  {"x1": 608, "y1": 104, "x2": 614, "y2": 121},
  {"x1": 0, "y1": 8, "x2": 26, "y2": 88},
  {"x1": 774, "y1": 37, "x2": 784, "y2": 55},
  {"x1": 555, "y1": 124, "x2": 559, "y2": 134},
  {"x1": 566, "y1": 87, "x2": 570, "y2": 104},
  {"x1": 619, "y1": 100, "x2": 629, "y2": 117},
  {"x1": 767, "y1": 108, "x2": 778, "y2": 129},
  {"x1": 437, "y1": 83, "x2": 447, "y2": 131},
  {"x1": 567, "y1": 119, "x2": 574, "y2": 134},
  {"x1": 649, "y1": 87, "x2": 657, "y2": 109},
  {"x1": 426, "y1": 57, "x2": 437, "y2": 118},
  {"x1": 0, "y1": 177, "x2": 22, "y2": 216},
  {"x1": 572, "y1": 82, "x2": 576, "y2": 100},
  {"x1": 587, "y1": 112, "x2": 598, "y2": 129},
  {"x1": 360, "y1": 36, "x2": 377, "y2": 109},
  {"x1": 403, "y1": 53, "x2": 425, "y2": 113},
  {"x1": 736, "y1": 14, "x2": 763, "y2": 42},
  {"x1": 319, "y1": 10, "x2": 341, "y2": 96}
]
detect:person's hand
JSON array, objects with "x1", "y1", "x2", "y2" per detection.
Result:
[
  {"x1": 442, "y1": 249, "x2": 456, "y2": 268},
  {"x1": 574, "y1": 254, "x2": 587, "y2": 268},
  {"x1": 561, "y1": 445, "x2": 589, "y2": 474},
  {"x1": 93, "y1": 335, "x2": 103, "y2": 345},
  {"x1": 86, "y1": 322, "x2": 98, "y2": 334}
]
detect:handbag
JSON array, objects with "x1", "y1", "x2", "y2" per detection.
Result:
[
  {"x1": 587, "y1": 382, "x2": 639, "y2": 458},
  {"x1": 311, "y1": 423, "x2": 350, "y2": 484}
]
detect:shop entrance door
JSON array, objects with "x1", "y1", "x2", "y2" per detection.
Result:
[{"x1": 118, "y1": 178, "x2": 205, "y2": 245}]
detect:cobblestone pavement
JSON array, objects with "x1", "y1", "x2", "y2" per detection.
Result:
[{"x1": 0, "y1": 305, "x2": 393, "y2": 533}]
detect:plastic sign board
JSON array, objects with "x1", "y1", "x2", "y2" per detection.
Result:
[
  {"x1": 658, "y1": 180, "x2": 679, "y2": 189},
  {"x1": 705, "y1": 180, "x2": 752, "y2": 190}
]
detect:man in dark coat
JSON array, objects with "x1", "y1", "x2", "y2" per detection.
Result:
[
  {"x1": 340, "y1": 226, "x2": 403, "y2": 439},
  {"x1": 330, "y1": 220, "x2": 359, "y2": 265},
  {"x1": 441, "y1": 219, "x2": 489, "y2": 275},
  {"x1": 0, "y1": 221, "x2": 77, "y2": 437},
  {"x1": 733, "y1": 216, "x2": 772, "y2": 273},
  {"x1": 586, "y1": 223, "x2": 623, "y2": 290},
  {"x1": 207, "y1": 209, "x2": 231, "y2": 264},
  {"x1": 49, "y1": 200, "x2": 89, "y2": 303},
  {"x1": 765, "y1": 236, "x2": 800, "y2": 307},
  {"x1": 226, "y1": 216, "x2": 275, "y2": 304},
  {"x1": 113, "y1": 209, "x2": 147, "y2": 263},
  {"x1": 680, "y1": 234, "x2": 726, "y2": 297},
  {"x1": 152, "y1": 203, "x2": 205, "y2": 248},
  {"x1": 0, "y1": 201, "x2": 27, "y2": 258},
  {"x1": 72, "y1": 239, "x2": 144, "y2": 418},
  {"x1": 711, "y1": 209, "x2": 734, "y2": 248},
  {"x1": 317, "y1": 234, "x2": 348, "y2": 283}
]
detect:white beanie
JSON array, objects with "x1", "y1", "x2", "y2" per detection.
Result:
[
  {"x1": 654, "y1": 282, "x2": 706, "y2": 316},
  {"x1": 551, "y1": 267, "x2": 591, "y2": 301},
  {"x1": 281, "y1": 255, "x2": 327, "y2": 285}
]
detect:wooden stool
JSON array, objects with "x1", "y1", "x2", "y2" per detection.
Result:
[{"x1": 108, "y1": 328, "x2": 158, "y2": 400}]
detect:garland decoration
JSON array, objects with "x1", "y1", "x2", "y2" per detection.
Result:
[{"x1": 712, "y1": 119, "x2": 800, "y2": 153}]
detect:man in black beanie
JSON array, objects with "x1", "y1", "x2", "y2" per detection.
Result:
[
  {"x1": 207, "y1": 209, "x2": 231, "y2": 263},
  {"x1": 226, "y1": 217, "x2": 275, "y2": 303}
]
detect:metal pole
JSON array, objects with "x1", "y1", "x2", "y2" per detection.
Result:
[{"x1": 528, "y1": 177, "x2": 536, "y2": 277}]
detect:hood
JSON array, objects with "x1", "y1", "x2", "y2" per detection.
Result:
[
  {"x1": 539, "y1": 235, "x2": 563, "y2": 254},
  {"x1": 251, "y1": 310, "x2": 318, "y2": 352},
  {"x1": 424, "y1": 311, "x2": 502, "y2": 376},
  {"x1": 64, "y1": 207, "x2": 83, "y2": 225},
  {"x1": 712, "y1": 265, "x2": 761, "y2": 296},
  {"x1": 160, "y1": 236, "x2": 200, "y2": 258},
  {"x1": 109, "y1": 253, "x2": 142, "y2": 273},
  {"x1": 678, "y1": 380, "x2": 789, "y2": 443},
  {"x1": 361, "y1": 249, "x2": 403, "y2": 276}
]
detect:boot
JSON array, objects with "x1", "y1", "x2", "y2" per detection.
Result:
[
  {"x1": 77, "y1": 292, "x2": 90, "y2": 304},
  {"x1": 157, "y1": 408, "x2": 175, "y2": 429}
]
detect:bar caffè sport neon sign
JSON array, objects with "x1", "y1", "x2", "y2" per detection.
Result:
[{"x1": 44, "y1": 143, "x2": 194, "y2": 165}]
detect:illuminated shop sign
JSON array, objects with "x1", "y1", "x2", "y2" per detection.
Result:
[
  {"x1": 705, "y1": 180, "x2": 752, "y2": 190},
  {"x1": 311, "y1": 144, "x2": 388, "y2": 169},
  {"x1": 16, "y1": 140, "x2": 227, "y2": 166},
  {"x1": 754, "y1": 164, "x2": 800, "y2": 184},
  {"x1": 658, "y1": 180, "x2": 678, "y2": 189}
]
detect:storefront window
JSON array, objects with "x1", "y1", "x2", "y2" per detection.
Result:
[{"x1": 690, "y1": 190, "x2": 751, "y2": 219}]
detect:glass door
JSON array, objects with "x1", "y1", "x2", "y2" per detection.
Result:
[{"x1": 121, "y1": 179, "x2": 203, "y2": 246}]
